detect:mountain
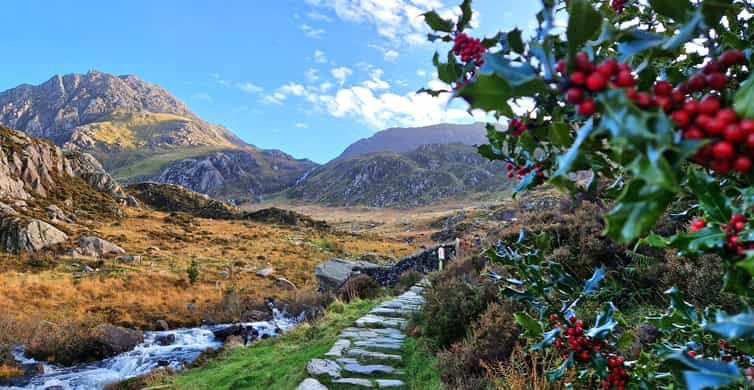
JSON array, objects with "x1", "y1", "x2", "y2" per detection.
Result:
[
  {"x1": 337, "y1": 123, "x2": 490, "y2": 159},
  {"x1": 288, "y1": 143, "x2": 512, "y2": 208},
  {"x1": 0, "y1": 71, "x2": 316, "y2": 203}
]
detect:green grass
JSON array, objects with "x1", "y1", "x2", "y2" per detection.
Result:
[
  {"x1": 164, "y1": 299, "x2": 379, "y2": 390},
  {"x1": 111, "y1": 146, "x2": 231, "y2": 180},
  {"x1": 400, "y1": 337, "x2": 444, "y2": 390}
]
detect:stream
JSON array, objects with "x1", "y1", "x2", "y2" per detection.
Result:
[{"x1": 1, "y1": 310, "x2": 298, "y2": 390}]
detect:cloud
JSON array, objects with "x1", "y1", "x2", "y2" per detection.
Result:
[
  {"x1": 279, "y1": 83, "x2": 306, "y2": 96},
  {"x1": 307, "y1": 10, "x2": 333, "y2": 22},
  {"x1": 331, "y1": 66, "x2": 353, "y2": 85},
  {"x1": 305, "y1": 0, "x2": 451, "y2": 44},
  {"x1": 235, "y1": 82, "x2": 264, "y2": 94},
  {"x1": 305, "y1": 68, "x2": 320, "y2": 82},
  {"x1": 299, "y1": 24, "x2": 325, "y2": 39},
  {"x1": 192, "y1": 92, "x2": 213, "y2": 102},
  {"x1": 211, "y1": 73, "x2": 231, "y2": 87},
  {"x1": 319, "y1": 81, "x2": 333, "y2": 92},
  {"x1": 416, "y1": 69, "x2": 427, "y2": 77},
  {"x1": 295, "y1": 122, "x2": 310, "y2": 128},
  {"x1": 368, "y1": 44, "x2": 400, "y2": 62},
  {"x1": 362, "y1": 69, "x2": 390, "y2": 90},
  {"x1": 313, "y1": 49, "x2": 328, "y2": 63}
]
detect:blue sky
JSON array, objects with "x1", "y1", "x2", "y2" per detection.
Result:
[{"x1": 0, "y1": 0, "x2": 540, "y2": 163}]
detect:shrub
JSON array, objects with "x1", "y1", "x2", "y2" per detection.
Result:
[
  {"x1": 104, "y1": 367, "x2": 174, "y2": 390},
  {"x1": 437, "y1": 301, "x2": 521, "y2": 390},
  {"x1": 482, "y1": 345, "x2": 562, "y2": 390},
  {"x1": 422, "y1": 274, "x2": 498, "y2": 349},
  {"x1": 337, "y1": 275, "x2": 381, "y2": 302},
  {"x1": 187, "y1": 260, "x2": 199, "y2": 284},
  {"x1": 395, "y1": 269, "x2": 423, "y2": 292},
  {"x1": 283, "y1": 289, "x2": 335, "y2": 321}
]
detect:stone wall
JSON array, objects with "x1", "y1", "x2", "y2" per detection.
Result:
[{"x1": 353, "y1": 243, "x2": 457, "y2": 287}]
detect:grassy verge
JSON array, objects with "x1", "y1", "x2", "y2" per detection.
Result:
[
  {"x1": 162, "y1": 299, "x2": 379, "y2": 390},
  {"x1": 400, "y1": 337, "x2": 443, "y2": 390}
]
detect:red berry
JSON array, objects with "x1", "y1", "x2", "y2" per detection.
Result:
[
  {"x1": 653, "y1": 80, "x2": 673, "y2": 96},
  {"x1": 636, "y1": 92, "x2": 652, "y2": 108},
  {"x1": 578, "y1": 99, "x2": 597, "y2": 116},
  {"x1": 586, "y1": 72, "x2": 607, "y2": 91},
  {"x1": 724, "y1": 124, "x2": 745, "y2": 142},
  {"x1": 705, "y1": 118, "x2": 725, "y2": 136},
  {"x1": 695, "y1": 114, "x2": 712, "y2": 129},
  {"x1": 597, "y1": 59, "x2": 618, "y2": 78},
  {"x1": 735, "y1": 221, "x2": 747, "y2": 231},
  {"x1": 741, "y1": 119, "x2": 754, "y2": 135},
  {"x1": 734, "y1": 156, "x2": 753, "y2": 173},
  {"x1": 684, "y1": 127, "x2": 705, "y2": 140},
  {"x1": 747, "y1": 133, "x2": 754, "y2": 148},
  {"x1": 699, "y1": 96, "x2": 721, "y2": 115},
  {"x1": 580, "y1": 351, "x2": 590, "y2": 360},
  {"x1": 688, "y1": 74, "x2": 707, "y2": 91},
  {"x1": 566, "y1": 88, "x2": 584, "y2": 103},
  {"x1": 703, "y1": 60, "x2": 722, "y2": 75},
  {"x1": 556, "y1": 60, "x2": 567, "y2": 74},
  {"x1": 720, "y1": 49, "x2": 745, "y2": 66},
  {"x1": 570, "y1": 72, "x2": 586, "y2": 85},
  {"x1": 656, "y1": 96, "x2": 672, "y2": 112},
  {"x1": 626, "y1": 88, "x2": 638, "y2": 100},
  {"x1": 717, "y1": 108, "x2": 738, "y2": 124},
  {"x1": 506, "y1": 164, "x2": 513, "y2": 171},
  {"x1": 671, "y1": 89, "x2": 686, "y2": 105},
  {"x1": 707, "y1": 72, "x2": 727, "y2": 90},
  {"x1": 507, "y1": 171, "x2": 514, "y2": 178},
  {"x1": 712, "y1": 141, "x2": 736, "y2": 160},
  {"x1": 671, "y1": 110, "x2": 690, "y2": 127},
  {"x1": 688, "y1": 351, "x2": 697, "y2": 358},
  {"x1": 615, "y1": 70, "x2": 635, "y2": 87},
  {"x1": 683, "y1": 100, "x2": 700, "y2": 115}
]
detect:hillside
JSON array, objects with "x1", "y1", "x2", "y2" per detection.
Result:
[
  {"x1": 0, "y1": 71, "x2": 316, "y2": 203},
  {"x1": 338, "y1": 122, "x2": 490, "y2": 159},
  {"x1": 288, "y1": 143, "x2": 512, "y2": 208}
]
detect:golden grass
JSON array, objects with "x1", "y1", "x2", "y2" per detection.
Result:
[{"x1": 0, "y1": 364, "x2": 23, "y2": 378}]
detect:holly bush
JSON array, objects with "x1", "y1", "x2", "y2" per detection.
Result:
[{"x1": 423, "y1": 0, "x2": 754, "y2": 388}]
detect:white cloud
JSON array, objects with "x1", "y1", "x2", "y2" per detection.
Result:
[
  {"x1": 368, "y1": 44, "x2": 400, "y2": 62},
  {"x1": 279, "y1": 83, "x2": 306, "y2": 96},
  {"x1": 235, "y1": 82, "x2": 264, "y2": 94},
  {"x1": 416, "y1": 69, "x2": 427, "y2": 77},
  {"x1": 212, "y1": 73, "x2": 231, "y2": 87},
  {"x1": 307, "y1": 10, "x2": 333, "y2": 22},
  {"x1": 299, "y1": 24, "x2": 325, "y2": 39},
  {"x1": 331, "y1": 66, "x2": 353, "y2": 85},
  {"x1": 362, "y1": 69, "x2": 390, "y2": 90},
  {"x1": 305, "y1": 68, "x2": 320, "y2": 82},
  {"x1": 313, "y1": 49, "x2": 328, "y2": 63},
  {"x1": 319, "y1": 81, "x2": 333, "y2": 92},
  {"x1": 305, "y1": 0, "x2": 451, "y2": 45},
  {"x1": 295, "y1": 122, "x2": 310, "y2": 128}
]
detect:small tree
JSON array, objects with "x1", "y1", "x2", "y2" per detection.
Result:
[{"x1": 187, "y1": 259, "x2": 199, "y2": 285}]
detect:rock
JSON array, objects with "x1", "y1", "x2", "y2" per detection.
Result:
[
  {"x1": 155, "y1": 319, "x2": 170, "y2": 331},
  {"x1": 376, "y1": 379, "x2": 405, "y2": 388},
  {"x1": 295, "y1": 378, "x2": 328, "y2": 390},
  {"x1": 116, "y1": 255, "x2": 142, "y2": 264},
  {"x1": 157, "y1": 360, "x2": 170, "y2": 367},
  {"x1": 91, "y1": 324, "x2": 144, "y2": 356},
  {"x1": 0, "y1": 202, "x2": 17, "y2": 215},
  {"x1": 306, "y1": 358, "x2": 341, "y2": 378},
  {"x1": 359, "y1": 252, "x2": 394, "y2": 263},
  {"x1": 256, "y1": 268, "x2": 274, "y2": 277},
  {"x1": 333, "y1": 378, "x2": 373, "y2": 387},
  {"x1": 242, "y1": 310, "x2": 271, "y2": 322},
  {"x1": 343, "y1": 364, "x2": 395, "y2": 375},
  {"x1": 154, "y1": 334, "x2": 176, "y2": 346},
  {"x1": 315, "y1": 259, "x2": 384, "y2": 291},
  {"x1": 274, "y1": 277, "x2": 297, "y2": 290},
  {"x1": 223, "y1": 335, "x2": 246, "y2": 349},
  {"x1": 344, "y1": 349, "x2": 402, "y2": 362},
  {"x1": 325, "y1": 339, "x2": 351, "y2": 357},
  {"x1": 146, "y1": 246, "x2": 161, "y2": 253},
  {"x1": 77, "y1": 236, "x2": 126, "y2": 257},
  {"x1": 45, "y1": 205, "x2": 69, "y2": 222},
  {"x1": 212, "y1": 324, "x2": 259, "y2": 344},
  {"x1": 218, "y1": 271, "x2": 230, "y2": 279},
  {"x1": 82, "y1": 266, "x2": 95, "y2": 273},
  {"x1": 0, "y1": 216, "x2": 68, "y2": 253}
]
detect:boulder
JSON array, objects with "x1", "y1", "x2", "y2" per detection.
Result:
[
  {"x1": 274, "y1": 277, "x2": 297, "y2": 291},
  {"x1": 77, "y1": 236, "x2": 126, "y2": 257},
  {"x1": 212, "y1": 324, "x2": 259, "y2": 344},
  {"x1": 256, "y1": 268, "x2": 274, "y2": 278},
  {"x1": 295, "y1": 378, "x2": 328, "y2": 390},
  {"x1": 315, "y1": 259, "x2": 384, "y2": 291},
  {"x1": 306, "y1": 358, "x2": 341, "y2": 378},
  {"x1": 116, "y1": 255, "x2": 142, "y2": 264},
  {"x1": 0, "y1": 202, "x2": 17, "y2": 215},
  {"x1": 154, "y1": 334, "x2": 176, "y2": 346},
  {"x1": 155, "y1": 319, "x2": 170, "y2": 331},
  {"x1": 91, "y1": 324, "x2": 143, "y2": 356},
  {"x1": 0, "y1": 215, "x2": 68, "y2": 253},
  {"x1": 45, "y1": 205, "x2": 70, "y2": 223}
]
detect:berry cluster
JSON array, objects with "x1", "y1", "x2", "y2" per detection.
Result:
[
  {"x1": 721, "y1": 214, "x2": 754, "y2": 255},
  {"x1": 508, "y1": 117, "x2": 527, "y2": 137},
  {"x1": 556, "y1": 53, "x2": 637, "y2": 116},
  {"x1": 719, "y1": 339, "x2": 752, "y2": 365},
  {"x1": 604, "y1": 354, "x2": 629, "y2": 390},
  {"x1": 505, "y1": 162, "x2": 544, "y2": 180},
  {"x1": 453, "y1": 33, "x2": 485, "y2": 66},
  {"x1": 611, "y1": 0, "x2": 626, "y2": 14}
]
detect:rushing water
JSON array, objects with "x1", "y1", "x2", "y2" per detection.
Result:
[{"x1": 2, "y1": 310, "x2": 298, "y2": 390}]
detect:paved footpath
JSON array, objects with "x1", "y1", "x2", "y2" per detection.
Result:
[{"x1": 295, "y1": 282, "x2": 428, "y2": 389}]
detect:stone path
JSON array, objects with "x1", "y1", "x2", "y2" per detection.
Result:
[{"x1": 296, "y1": 282, "x2": 428, "y2": 389}]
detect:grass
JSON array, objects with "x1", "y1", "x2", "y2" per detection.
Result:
[
  {"x1": 400, "y1": 337, "x2": 444, "y2": 390},
  {"x1": 111, "y1": 145, "x2": 231, "y2": 180},
  {"x1": 165, "y1": 299, "x2": 379, "y2": 389}
]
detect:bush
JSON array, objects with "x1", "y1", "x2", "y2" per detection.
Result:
[
  {"x1": 187, "y1": 259, "x2": 199, "y2": 284},
  {"x1": 422, "y1": 274, "x2": 498, "y2": 349},
  {"x1": 437, "y1": 301, "x2": 521, "y2": 390},
  {"x1": 395, "y1": 269, "x2": 423, "y2": 292},
  {"x1": 337, "y1": 275, "x2": 381, "y2": 302}
]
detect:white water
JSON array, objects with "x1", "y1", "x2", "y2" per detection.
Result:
[{"x1": 2, "y1": 310, "x2": 298, "y2": 390}]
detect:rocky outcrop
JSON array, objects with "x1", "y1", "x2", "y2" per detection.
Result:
[
  {"x1": 65, "y1": 150, "x2": 136, "y2": 205},
  {"x1": 125, "y1": 182, "x2": 238, "y2": 218},
  {"x1": 77, "y1": 236, "x2": 126, "y2": 257},
  {"x1": 0, "y1": 215, "x2": 68, "y2": 253},
  {"x1": 91, "y1": 324, "x2": 144, "y2": 356},
  {"x1": 290, "y1": 144, "x2": 512, "y2": 208},
  {"x1": 154, "y1": 149, "x2": 317, "y2": 203},
  {"x1": 315, "y1": 259, "x2": 385, "y2": 292},
  {"x1": 240, "y1": 207, "x2": 329, "y2": 230}
]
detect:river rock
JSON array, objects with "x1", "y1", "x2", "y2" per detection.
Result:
[
  {"x1": 295, "y1": 378, "x2": 328, "y2": 390},
  {"x1": 91, "y1": 324, "x2": 144, "y2": 356},
  {"x1": 77, "y1": 236, "x2": 126, "y2": 257},
  {"x1": 0, "y1": 216, "x2": 68, "y2": 253},
  {"x1": 155, "y1": 319, "x2": 169, "y2": 331},
  {"x1": 154, "y1": 334, "x2": 176, "y2": 346},
  {"x1": 315, "y1": 259, "x2": 384, "y2": 291},
  {"x1": 212, "y1": 324, "x2": 259, "y2": 344},
  {"x1": 306, "y1": 358, "x2": 341, "y2": 378}
]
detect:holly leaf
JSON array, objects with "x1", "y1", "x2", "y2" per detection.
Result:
[
  {"x1": 456, "y1": 0, "x2": 472, "y2": 31},
  {"x1": 433, "y1": 51, "x2": 462, "y2": 84},
  {"x1": 423, "y1": 11, "x2": 454, "y2": 32},
  {"x1": 649, "y1": 0, "x2": 692, "y2": 22},
  {"x1": 456, "y1": 73, "x2": 514, "y2": 116},
  {"x1": 548, "y1": 122, "x2": 572, "y2": 148},
  {"x1": 617, "y1": 30, "x2": 665, "y2": 59},
  {"x1": 706, "y1": 312, "x2": 754, "y2": 340},
  {"x1": 582, "y1": 267, "x2": 606, "y2": 295},
  {"x1": 665, "y1": 350, "x2": 742, "y2": 390},
  {"x1": 566, "y1": 0, "x2": 601, "y2": 60},
  {"x1": 506, "y1": 28, "x2": 525, "y2": 53},
  {"x1": 687, "y1": 168, "x2": 731, "y2": 223},
  {"x1": 605, "y1": 181, "x2": 676, "y2": 243},
  {"x1": 514, "y1": 312, "x2": 544, "y2": 338},
  {"x1": 701, "y1": 0, "x2": 734, "y2": 27},
  {"x1": 734, "y1": 73, "x2": 754, "y2": 119},
  {"x1": 662, "y1": 12, "x2": 703, "y2": 51},
  {"x1": 480, "y1": 53, "x2": 546, "y2": 96}
]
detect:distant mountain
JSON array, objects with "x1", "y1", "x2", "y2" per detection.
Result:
[
  {"x1": 288, "y1": 143, "x2": 512, "y2": 208},
  {"x1": 0, "y1": 71, "x2": 316, "y2": 203},
  {"x1": 338, "y1": 123, "x2": 490, "y2": 159}
]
